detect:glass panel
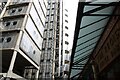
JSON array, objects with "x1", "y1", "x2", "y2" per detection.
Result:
[
  {"x1": 30, "y1": 5, "x2": 44, "y2": 37},
  {"x1": 76, "y1": 38, "x2": 98, "y2": 52},
  {"x1": 75, "y1": 43, "x2": 96, "y2": 55},
  {"x1": 77, "y1": 29, "x2": 103, "y2": 46},
  {"x1": 80, "y1": 16, "x2": 108, "y2": 28},
  {"x1": 77, "y1": 59, "x2": 88, "y2": 64},
  {"x1": 70, "y1": 70, "x2": 82, "y2": 78},
  {"x1": 92, "y1": 6, "x2": 115, "y2": 14},
  {"x1": 83, "y1": 6, "x2": 100, "y2": 13},
  {"x1": 79, "y1": 17, "x2": 109, "y2": 37},
  {"x1": 74, "y1": 50, "x2": 92, "y2": 61},
  {"x1": 91, "y1": 0, "x2": 118, "y2": 3}
]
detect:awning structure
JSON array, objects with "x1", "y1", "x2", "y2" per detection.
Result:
[{"x1": 69, "y1": 0, "x2": 120, "y2": 79}]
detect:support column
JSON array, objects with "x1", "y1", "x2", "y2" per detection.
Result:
[{"x1": 7, "y1": 51, "x2": 17, "y2": 77}]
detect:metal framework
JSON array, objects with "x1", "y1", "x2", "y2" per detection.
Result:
[{"x1": 69, "y1": 1, "x2": 120, "y2": 79}]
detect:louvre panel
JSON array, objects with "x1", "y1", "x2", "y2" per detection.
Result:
[
  {"x1": 20, "y1": 33, "x2": 41, "y2": 65},
  {"x1": 25, "y1": 17, "x2": 43, "y2": 50},
  {"x1": 30, "y1": 4, "x2": 44, "y2": 37}
]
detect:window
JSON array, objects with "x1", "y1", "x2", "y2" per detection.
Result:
[
  {"x1": 65, "y1": 41, "x2": 69, "y2": 45},
  {"x1": 65, "y1": 9, "x2": 68, "y2": 12},
  {"x1": 10, "y1": 9, "x2": 16, "y2": 14},
  {"x1": 6, "y1": 37, "x2": 11, "y2": 43},
  {"x1": 65, "y1": 33, "x2": 69, "y2": 37},
  {"x1": 65, "y1": 20, "x2": 68, "y2": 23},
  {"x1": 12, "y1": 21, "x2": 17, "y2": 25},
  {"x1": 65, "y1": 50, "x2": 69, "y2": 54},
  {"x1": 52, "y1": 4, "x2": 55, "y2": 9},
  {"x1": 65, "y1": 14, "x2": 68, "y2": 17},
  {"x1": 18, "y1": 8, "x2": 22, "y2": 12},
  {"x1": 0, "y1": 37, "x2": 4, "y2": 43},
  {"x1": 65, "y1": 26, "x2": 68, "y2": 29},
  {"x1": 5, "y1": 22, "x2": 10, "y2": 26},
  {"x1": 65, "y1": 60, "x2": 69, "y2": 64}
]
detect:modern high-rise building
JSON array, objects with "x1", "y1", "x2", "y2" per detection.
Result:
[
  {"x1": 39, "y1": 0, "x2": 71, "y2": 79},
  {"x1": 0, "y1": 0, "x2": 47, "y2": 79}
]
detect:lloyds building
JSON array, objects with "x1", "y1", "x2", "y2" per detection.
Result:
[
  {"x1": 39, "y1": 0, "x2": 71, "y2": 79},
  {"x1": 0, "y1": 0, "x2": 71, "y2": 80}
]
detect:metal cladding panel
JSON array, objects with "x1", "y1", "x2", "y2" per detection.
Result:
[
  {"x1": 43, "y1": 0, "x2": 47, "y2": 8},
  {"x1": 30, "y1": 4, "x2": 44, "y2": 37},
  {"x1": 33, "y1": 0, "x2": 45, "y2": 26},
  {"x1": 4, "y1": 4, "x2": 29, "y2": 17},
  {"x1": 0, "y1": 31, "x2": 19, "y2": 48},
  {"x1": 1, "y1": 17, "x2": 24, "y2": 30},
  {"x1": 25, "y1": 16, "x2": 43, "y2": 50},
  {"x1": 38, "y1": 0, "x2": 46, "y2": 17},
  {"x1": 20, "y1": 33, "x2": 41, "y2": 65}
]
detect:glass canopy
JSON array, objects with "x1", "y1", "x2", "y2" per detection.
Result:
[{"x1": 70, "y1": 0, "x2": 119, "y2": 79}]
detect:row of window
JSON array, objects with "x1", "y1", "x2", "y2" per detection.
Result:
[{"x1": 64, "y1": 9, "x2": 69, "y2": 55}]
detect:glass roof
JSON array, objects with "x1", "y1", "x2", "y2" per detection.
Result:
[{"x1": 70, "y1": 1, "x2": 118, "y2": 79}]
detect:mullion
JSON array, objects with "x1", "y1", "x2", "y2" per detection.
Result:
[
  {"x1": 75, "y1": 47, "x2": 94, "y2": 57},
  {"x1": 84, "y1": 2, "x2": 119, "y2": 6},
  {"x1": 71, "y1": 68, "x2": 84, "y2": 70},
  {"x1": 74, "y1": 54, "x2": 90, "y2": 64},
  {"x1": 74, "y1": 57, "x2": 89, "y2": 65},
  {"x1": 84, "y1": 2, "x2": 116, "y2": 14},
  {"x1": 78, "y1": 26, "x2": 104, "y2": 39},
  {"x1": 71, "y1": 72, "x2": 81, "y2": 79},
  {"x1": 77, "y1": 34, "x2": 101, "y2": 46},
  {"x1": 76, "y1": 41, "x2": 97, "y2": 52},
  {"x1": 74, "y1": 52, "x2": 91, "y2": 63},
  {"x1": 80, "y1": 16, "x2": 109, "y2": 29},
  {"x1": 83, "y1": 14, "x2": 120, "y2": 16},
  {"x1": 73, "y1": 65, "x2": 84, "y2": 67},
  {"x1": 77, "y1": 59, "x2": 88, "y2": 65},
  {"x1": 73, "y1": 54, "x2": 90, "y2": 65}
]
